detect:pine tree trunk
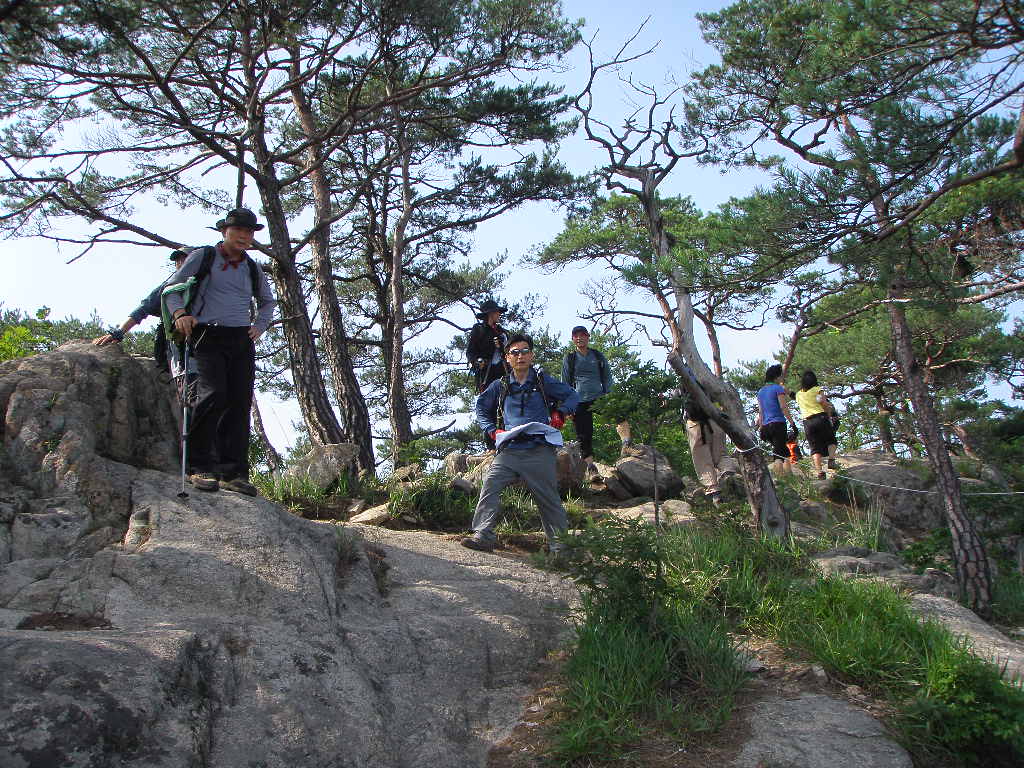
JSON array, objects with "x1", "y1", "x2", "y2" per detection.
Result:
[
  {"x1": 667, "y1": 352, "x2": 789, "y2": 537},
  {"x1": 290, "y1": 72, "x2": 376, "y2": 475},
  {"x1": 888, "y1": 297, "x2": 992, "y2": 616},
  {"x1": 264, "y1": 250, "x2": 346, "y2": 446},
  {"x1": 386, "y1": 120, "x2": 416, "y2": 455},
  {"x1": 251, "y1": 399, "x2": 283, "y2": 474}
]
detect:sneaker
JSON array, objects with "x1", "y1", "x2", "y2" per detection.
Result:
[
  {"x1": 222, "y1": 477, "x2": 258, "y2": 496},
  {"x1": 189, "y1": 472, "x2": 219, "y2": 492},
  {"x1": 461, "y1": 536, "x2": 495, "y2": 552},
  {"x1": 817, "y1": 471, "x2": 827, "y2": 481},
  {"x1": 827, "y1": 457, "x2": 837, "y2": 470}
]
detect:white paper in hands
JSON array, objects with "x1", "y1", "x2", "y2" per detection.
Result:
[{"x1": 495, "y1": 421, "x2": 564, "y2": 450}]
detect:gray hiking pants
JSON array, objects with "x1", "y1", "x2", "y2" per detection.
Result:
[{"x1": 471, "y1": 444, "x2": 567, "y2": 551}]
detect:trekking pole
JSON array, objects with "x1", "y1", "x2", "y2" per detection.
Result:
[{"x1": 178, "y1": 342, "x2": 190, "y2": 498}]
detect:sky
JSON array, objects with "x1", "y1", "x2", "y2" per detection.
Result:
[{"x1": 0, "y1": 1, "x2": 783, "y2": 454}]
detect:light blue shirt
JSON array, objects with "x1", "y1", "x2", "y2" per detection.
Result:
[{"x1": 562, "y1": 349, "x2": 612, "y2": 402}]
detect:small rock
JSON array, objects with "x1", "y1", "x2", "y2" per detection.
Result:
[{"x1": 348, "y1": 503, "x2": 391, "y2": 525}]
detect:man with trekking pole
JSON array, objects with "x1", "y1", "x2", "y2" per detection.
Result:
[{"x1": 163, "y1": 208, "x2": 276, "y2": 496}]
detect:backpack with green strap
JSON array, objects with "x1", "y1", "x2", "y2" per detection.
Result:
[{"x1": 160, "y1": 246, "x2": 260, "y2": 344}]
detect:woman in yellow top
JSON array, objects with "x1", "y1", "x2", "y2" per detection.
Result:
[{"x1": 795, "y1": 370, "x2": 838, "y2": 480}]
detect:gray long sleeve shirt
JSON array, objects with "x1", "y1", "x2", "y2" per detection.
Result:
[
  {"x1": 164, "y1": 244, "x2": 276, "y2": 332},
  {"x1": 562, "y1": 348, "x2": 612, "y2": 402}
]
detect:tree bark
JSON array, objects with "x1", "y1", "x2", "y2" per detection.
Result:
[
  {"x1": 251, "y1": 398, "x2": 284, "y2": 474},
  {"x1": 633, "y1": 170, "x2": 788, "y2": 538},
  {"x1": 384, "y1": 102, "x2": 416, "y2": 454},
  {"x1": 949, "y1": 423, "x2": 1010, "y2": 491},
  {"x1": 667, "y1": 351, "x2": 789, "y2": 538},
  {"x1": 888, "y1": 296, "x2": 993, "y2": 616},
  {"x1": 290, "y1": 70, "x2": 376, "y2": 474},
  {"x1": 238, "y1": 25, "x2": 345, "y2": 448},
  {"x1": 840, "y1": 110, "x2": 992, "y2": 616}
]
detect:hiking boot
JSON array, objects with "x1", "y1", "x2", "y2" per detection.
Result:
[
  {"x1": 461, "y1": 535, "x2": 495, "y2": 553},
  {"x1": 189, "y1": 472, "x2": 219, "y2": 492},
  {"x1": 222, "y1": 477, "x2": 258, "y2": 496},
  {"x1": 817, "y1": 471, "x2": 827, "y2": 481},
  {"x1": 827, "y1": 457, "x2": 837, "y2": 470}
]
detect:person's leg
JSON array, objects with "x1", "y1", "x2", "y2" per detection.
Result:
[
  {"x1": 686, "y1": 418, "x2": 717, "y2": 492},
  {"x1": 467, "y1": 452, "x2": 519, "y2": 548},
  {"x1": 827, "y1": 442, "x2": 838, "y2": 469},
  {"x1": 709, "y1": 420, "x2": 726, "y2": 474},
  {"x1": 218, "y1": 334, "x2": 256, "y2": 483},
  {"x1": 575, "y1": 400, "x2": 594, "y2": 460},
  {"x1": 518, "y1": 446, "x2": 568, "y2": 551},
  {"x1": 188, "y1": 333, "x2": 229, "y2": 477}
]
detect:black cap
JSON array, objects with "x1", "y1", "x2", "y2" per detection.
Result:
[
  {"x1": 475, "y1": 299, "x2": 507, "y2": 320},
  {"x1": 571, "y1": 325, "x2": 589, "y2": 336},
  {"x1": 215, "y1": 207, "x2": 264, "y2": 231}
]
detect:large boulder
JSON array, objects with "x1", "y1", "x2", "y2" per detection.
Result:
[
  {"x1": 0, "y1": 343, "x2": 576, "y2": 767},
  {"x1": 731, "y1": 693, "x2": 912, "y2": 768},
  {"x1": 283, "y1": 442, "x2": 359, "y2": 491},
  {"x1": 453, "y1": 443, "x2": 585, "y2": 494},
  {"x1": 614, "y1": 444, "x2": 683, "y2": 499},
  {"x1": 826, "y1": 451, "x2": 946, "y2": 533}
]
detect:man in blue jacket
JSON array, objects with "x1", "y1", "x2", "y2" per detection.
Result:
[{"x1": 463, "y1": 333, "x2": 580, "y2": 554}]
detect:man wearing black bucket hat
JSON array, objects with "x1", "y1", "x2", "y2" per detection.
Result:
[
  {"x1": 467, "y1": 298, "x2": 510, "y2": 393},
  {"x1": 467, "y1": 298, "x2": 510, "y2": 450},
  {"x1": 164, "y1": 207, "x2": 276, "y2": 496}
]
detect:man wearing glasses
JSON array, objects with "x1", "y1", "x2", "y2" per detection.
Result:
[{"x1": 463, "y1": 333, "x2": 579, "y2": 555}]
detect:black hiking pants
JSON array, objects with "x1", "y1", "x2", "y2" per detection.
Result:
[
  {"x1": 575, "y1": 400, "x2": 595, "y2": 459},
  {"x1": 189, "y1": 326, "x2": 255, "y2": 481}
]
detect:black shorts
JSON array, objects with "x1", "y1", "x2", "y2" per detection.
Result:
[
  {"x1": 804, "y1": 412, "x2": 837, "y2": 456},
  {"x1": 759, "y1": 421, "x2": 789, "y2": 460}
]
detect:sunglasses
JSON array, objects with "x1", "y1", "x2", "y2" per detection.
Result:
[{"x1": 507, "y1": 348, "x2": 532, "y2": 356}]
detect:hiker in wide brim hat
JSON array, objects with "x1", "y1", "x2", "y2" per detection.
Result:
[
  {"x1": 214, "y1": 208, "x2": 264, "y2": 231},
  {"x1": 475, "y1": 298, "x2": 507, "y2": 320}
]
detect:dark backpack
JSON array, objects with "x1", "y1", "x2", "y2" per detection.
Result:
[
  {"x1": 153, "y1": 324, "x2": 169, "y2": 370},
  {"x1": 160, "y1": 246, "x2": 260, "y2": 343},
  {"x1": 566, "y1": 348, "x2": 608, "y2": 394},
  {"x1": 496, "y1": 368, "x2": 553, "y2": 430}
]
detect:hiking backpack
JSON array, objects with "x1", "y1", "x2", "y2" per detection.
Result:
[
  {"x1": 495, "y1": 367, "x2": 555, "y2": 430},
  {"x1": 566, "y1": 347, "x2": 608, "y2": 394},
  {"x1": 160, "y1": 246, "x2": 260, "y2": 344}
]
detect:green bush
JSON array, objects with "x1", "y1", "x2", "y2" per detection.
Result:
[
  {"x1": 991, "y1": 570, "x2": 1024, "y2": 626},
  {"x1": 554, "y1": 518, "x2": 748, "y2": 762},
  {"x1": 252, "y1": 472, "x2": 351, "y2": 519},
  {"x1": 387, "y1": 472, "x2": 475, "y2": 531}
]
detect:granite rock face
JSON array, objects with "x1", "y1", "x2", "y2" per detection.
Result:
[{"x1": 0, "y1": 343, "x2": 575, "y2": 767}]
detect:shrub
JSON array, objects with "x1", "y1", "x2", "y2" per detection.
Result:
[{"x1": 387, "y1": 472, "x2": 475, "y2": 531}]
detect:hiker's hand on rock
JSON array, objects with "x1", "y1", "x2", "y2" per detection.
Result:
[
  {"x1": 248, "y1": 325, "x2": 262, "y2": 341},
  {"x1": 93, "y1": 334, "x2": 116, "y2": 346},
  {"x1": 174, "y1": 314, "x2": 196, "y2": 337}
]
